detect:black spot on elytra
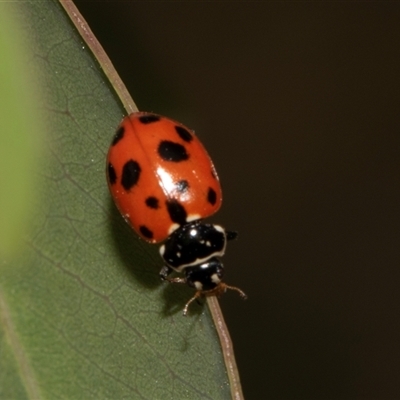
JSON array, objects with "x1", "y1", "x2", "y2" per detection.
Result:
[
  {"x1": 107, "y1": 163, "x2": 117, "y2": 185},
  {"x1": 207, "y1": 187, "x2": 217, "y2": 205},
  {"x1": 140, "y1": 225, "x2": 154, "y2": 239},
  {"x1": 112, "y1": 126, "x2": 125, "y2": 146},
  {"x1": 138, "y1": 114, "x2": 160, "y2": 124},
  {"x1": 166, "y1": 199, "x2": 187, "y2": 225},
  {"x1": 175, "y1": 180, "x2": 189, "y2": 193},
  {"x1": 121, "y1": 160, "x2": 141, "y2": 191},
  {"x1": 175, "y1": 126, "x2": 193, "y2": 142},
  {"x1": 145, "y1": 196, "x2": 159, "y2": 209},
  {"x1": 158, "y1": 141, "x2": 189, "y2": 162}
]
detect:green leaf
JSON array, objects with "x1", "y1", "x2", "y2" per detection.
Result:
[
  {"x1": 0, "y1": 1, "x2": 238, "y2": 399},
  {"x1": 0, "y1": 4, "x2": 45, "y2": 260}
]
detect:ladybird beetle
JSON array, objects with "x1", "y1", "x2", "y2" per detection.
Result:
[{"x1": 106, "y1": 112, "x2": 246, "y2": 315}]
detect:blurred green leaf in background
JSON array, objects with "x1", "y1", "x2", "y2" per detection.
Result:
[{"x1": 0, "y1": 3, "x2": 45, "y2": 259}]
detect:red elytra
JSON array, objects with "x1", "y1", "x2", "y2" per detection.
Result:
[{"x1": 106, "y1": 112, "x2": 222, "y2": 243}]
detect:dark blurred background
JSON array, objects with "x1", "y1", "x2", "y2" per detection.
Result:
[{"x1": 73, "y1": 2, "x2": 400, "y2": 399}]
